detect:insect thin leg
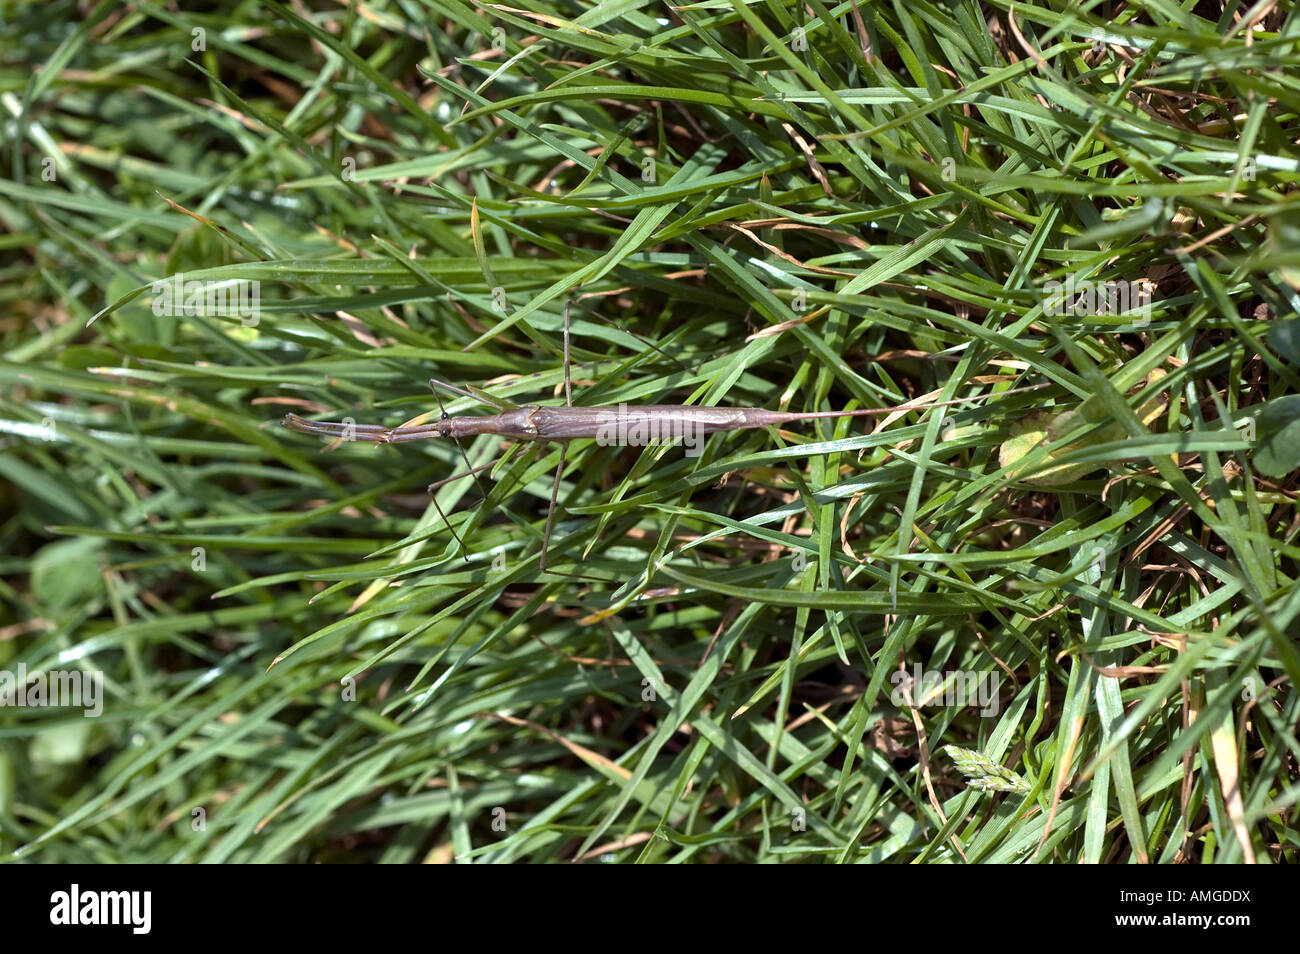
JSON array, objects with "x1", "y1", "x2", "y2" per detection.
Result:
[
  {"x1": 426, "y1": 377, "x2": 479, "y2": 403},
  {"x1": 426, "y1": 459, "x2": 500, "y2": 494},
  {"x1": 428, "y1": 380, "x2": 496, "y2": 558},
  {"x1": 540, "y1": 441, "x2": 568, "y2": 573},
  {"x1": 545, "y1": 294, "x2": 571, "y2": 569},
  {"x1": 424, "y1": 386, "x2": 482, "y2": 562},
  {"x1": 425, "y1": 492, "x2": 468, "y2": 560},
  {"x1": 563, "y1": 294, "x2": 573, "y2": 408}
]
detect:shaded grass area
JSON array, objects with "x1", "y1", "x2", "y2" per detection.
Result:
[{"x1": 0, "y1": 0, "x2": 1298, "y2": 862}]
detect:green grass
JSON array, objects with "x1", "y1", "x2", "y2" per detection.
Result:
[{"x1": 1, "y1": 0, "x2": 1298, "y2": 863}]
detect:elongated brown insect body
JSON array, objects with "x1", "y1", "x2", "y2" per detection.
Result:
[
  {"x1": 281, "y1": 298, "x2": 1040, "y2": 573},
  {"x1": 283, "y1": 400, "x2": 981, "y2": 445}
]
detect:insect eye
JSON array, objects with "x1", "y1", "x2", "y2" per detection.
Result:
[{"x1": 441, "y1": 411, "x2": 450, "y2": 420}]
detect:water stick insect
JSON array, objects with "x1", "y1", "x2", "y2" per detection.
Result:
[{"x1": 283, "y1": 303, "x2": 1038, "y2": 571}]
